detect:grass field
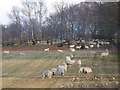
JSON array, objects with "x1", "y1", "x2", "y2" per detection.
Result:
[{"x1": 2, "y1": 49, "x2": 119, "y2": 88}]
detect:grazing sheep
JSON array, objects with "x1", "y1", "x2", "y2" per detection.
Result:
[
  {"x1": 85, "y1": 45, "x2": 89, "y2": 49},
  {"x1": 51, "y1": 68, "x2": 57, "y2": 76},
  {"x1": 58, "y1": 49, "x2": 63, "y2": 52},
  {"x1": 44, "y1": 48, "x2": 49, "y2": 51},
  {"x1": 42, "y1": 70, "x2": 52, "y2": 79},
  {"x1": 76, "y1": 46, "x2": 81, "y2": 50},
  {"x1": 58, "y1": 66, "x2": 65, "y2": 76},
  {"x1": 61, "y1": 62, "x2": 68, "y2": 72},
  {"x1": 81, "y1": 40, "x2": 85, "y2": 43},
  {"x1": 65, "y1": 58, "x2": 75, "y2": 66},
  {"x1": 19, "y1": 52, "x2": 25, "y2": 56},
  {"x1": 70, "y1": 45, "x2": 75, "y2": 48},
  {"x1": 89, "y1": 44, "x2": 94, "y2": 48},
  {"x1": 104, "y1": 41, "x2": 110, "y2": 45},
  {"x1": 66, "y1": 56, "x2": 72, "y2": 61},
  {"x1": 3, "y1": 51, "x2": 9, "y2": 54},
  {"x1": 97, "y1": 44, "x2": 100, "y2": 48},
  {"x1": 101, "y1": 49, "x2": 109, "y2": 57},
  {"x1": 70, "y1": 48, "x2": 75, "y2": 52},
  {"x1": 79, "y1": 67, "x2": 92, "y2": 74}
]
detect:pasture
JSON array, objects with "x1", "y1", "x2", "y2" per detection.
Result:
[{"x1": 2, "y1": 46, "x2": 119, "y2": 88}]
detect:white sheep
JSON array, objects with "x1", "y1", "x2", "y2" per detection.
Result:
[
  {"x1": 104, "y1": 41, "x2": 110, "y2": 45},
  {"x1": 79, "y1": 67, "x2": 92, "y2": 74},
  {"x1": 85, "y1": 45, "x2": 89, "y2": 49},
  {"x1": 76, "y1": 46, "x2": 81, "y2": 50},
  {"x1": 70, "y1": 45, "x2": 75, "y2": 48},
  {"x1": 65, "y1": 59, "x2": 75, "y2": 66},
  {"x1": 58, "y1": 49, "x2": 63, "y2": 52},
  {"x1": 3, "y1": 50, "x2": 9, "y2": 54},
  {"x1": 19, "y1": 52, "x2": 25, "y2": 56},
  {"x1": 66, "y1": 56, "x2": 72, "y2": 61},
  {"x1": 70, "y1": 54, "x2": 74, "y2": 60},
  {"x1": 44, "y1": 48, "x2": 49, "y2": 51},
  {"x1": 89, "y1": 44, "x2": 94, "y2": 48},
  {"x1": 70, "y1": 48, "x2": 75, "y2": 52},
  {"x1": 96, "y1": 44, "x2": 100, "y2": 48},
  {"x1": 101, "y1": 49, "x2": 109, "y2": 57},
  {"x1": 51, "y1": 68, "x2": 57, "y2": 76},
  {"x1": 61, "y1": 62, "x2": 68, "y2": 72},
  {"x1": 57, "y1": 66, "x2": 65, "y2": 76},
  {"x1": 42, "y1": 70, "x2": 52, "y2": 79}
]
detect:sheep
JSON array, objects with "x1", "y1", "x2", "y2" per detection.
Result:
[
  {"x1": 66, "y1": 56, "x2": 72, "y2": 61},
  {"x1": 70, "y1": 48, "x2": 75, "y2": 52},
  {"x1": 42, "y1": 70, "x2": 52, "y2": 79},
  {"x1": 19, "y1": 52, "x2": 25, "y2": 56},
  {"x1": 79, "y1": 67, "x2": 92, "y2": 74},
  {"x1": 65, "y1": 59, "x2": 75, "y2": 66},
  {"x1": 85, "y1": 45, "x2": 89, "y2": 49},
  {"x1": 96, "y1": 44, "x2": 100, "y2": 48},
  {"x1": 70, "y1": 54, "x2": 74, "y2": 60},
  {"x1": 65, "y1": 56, "x2": 76, "y2": 65},
  {"x1": 50, "y1": 68, "x2": 57, "y2": 76},
  {"x1": 57, "y1": 66, "x2": 65, "y2": 76},
  {"x1": 103, "y1": 41, "x2": 110, "y2": 45},
  {"x1": 3, "y1": 50, "x2": 9, "y2": 54},
  {"x1": 44, "y1": 48, "x2": 49, "y2": 51},
  {"x1": 70, "y1": 45, "x2": 75, "y2": 48},
  {"x1": 89, "y1": 44, "x2": 94, "y2": 48},
  {"x1": 101, "y1": 49, "x2": 109, "y2": 57},
  {"x1": 60, "y1": 62, "x2": 68, "y2": 72},
  {"x1": 58, "y1": 49, "x2": 63, "y2": 52},
  {"x1": 81, "y1": 40, "x2": 85, "y2": 43},
  {"x1": 76, "y1": 46, "x2": 81, "y2": 50}
]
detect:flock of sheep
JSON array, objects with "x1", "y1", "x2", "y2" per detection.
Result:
[
  {"x1": 41, "y1": 53, "x2": 93, "y2": 79},
  {"x1": 42, "y1": 40, "x2": 110, "y2": 79},
  {"x1": 2, "y1": 39, "x2": 110, "y2": 79}
]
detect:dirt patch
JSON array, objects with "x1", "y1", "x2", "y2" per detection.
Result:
[{"x1": 2, "y1": 76, "x2": 119, "y2": 88}]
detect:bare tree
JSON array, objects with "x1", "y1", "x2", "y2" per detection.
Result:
[{"x1": 8, "y1": 6, "x2": 22, "y2": 44}]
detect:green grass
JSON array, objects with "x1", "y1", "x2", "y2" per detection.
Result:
[{"x1": 2, "y1": 50, "x2": 119, "y2": 78}]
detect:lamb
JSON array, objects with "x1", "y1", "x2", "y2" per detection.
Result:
[
  {"x1": 44, "y1": 48, "x2": 49, "y2": 51},
  {"x1": 57, "y1": 66, "x2": 65, "y2": 76},
  {"x1": 3, "y1": 50, "x2": 9, "y2": 54},
  {"x1": 50, "y1": 68, "x2": 57, "y2": 76},
  {"x1": 101, "y1": 49, "x2": 109, "y2": 57},
  {"x1": 79, "y1": 67, "x2": 92, "y2": 74},
  {"x1": 42, "y1": 70, "x2": 52, "y2": 79},
  {"x1": 58, "y1": 49, "x2": 63, "y2": 52}
]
